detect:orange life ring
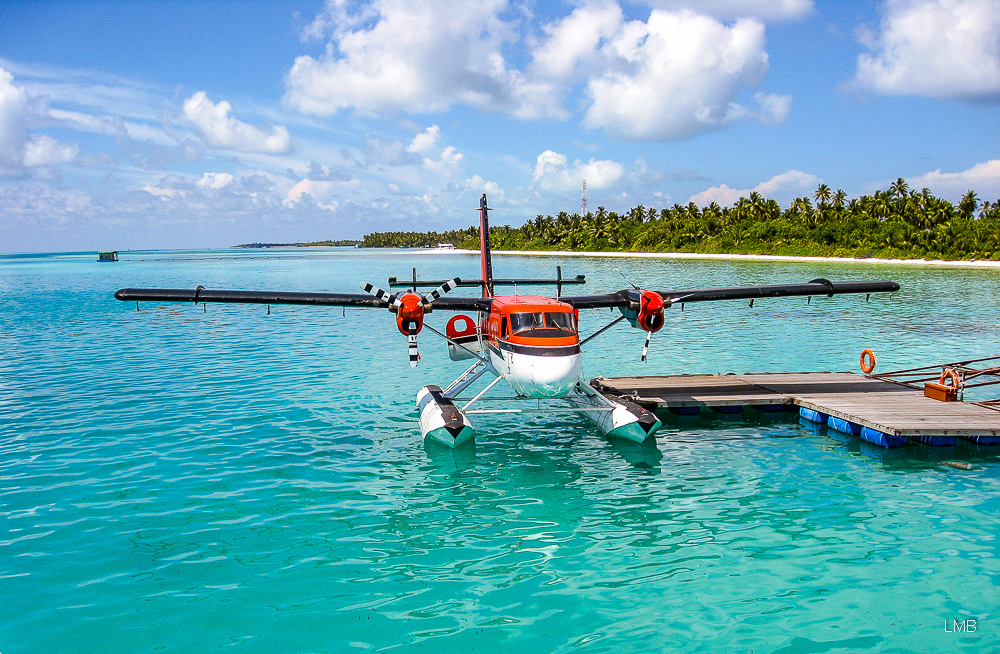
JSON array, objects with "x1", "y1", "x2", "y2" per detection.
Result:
[
  {"x1": 860, "y1": 349, "x2": 877, "y2": 374},
  {"x1": 940, "y1": 368, "x2": 961, "y2": 388}
]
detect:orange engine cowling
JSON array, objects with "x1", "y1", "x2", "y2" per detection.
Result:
[
  {"x1": 396, "y1": 292, "x2": 424, "y2": 335},
  {"x1": 637, "y1": 290, "x2": 664, "y2": 332}
]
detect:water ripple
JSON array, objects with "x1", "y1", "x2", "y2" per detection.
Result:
[{"x1": 1, "y1": 251, "x2": 998, "y2": 652}]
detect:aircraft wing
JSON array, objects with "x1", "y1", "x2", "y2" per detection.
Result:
[
  {"x1": 559, "y1": 279, "x2": 900, "y2": 309},
  {"x1": 113, "y1": 287, "x2": 492, "y2": 311}
]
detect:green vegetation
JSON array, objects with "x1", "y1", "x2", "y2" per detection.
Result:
[
  {"x1": 234, "y1": 239, "x2": 361, "y2": 248},
  {"x1": 363, "y1": 181, "x2": 1000, "y2": 260},
  {"x1": 297, "y1": 239, "x2": 362, "y2": 247},
  {"x1": 361, "y1": 228, "x2": 480, "y2": 249}
]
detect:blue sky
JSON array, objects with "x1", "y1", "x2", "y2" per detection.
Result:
[{"x1": 1, "y1": 0, "x2": 999, "y2": 252}]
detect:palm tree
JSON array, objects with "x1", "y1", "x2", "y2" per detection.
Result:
[
  {"x1": 959, "y1": 190, "x2": 979, "y2": 218},
  {"x1": 814, "y1": 184, "x2": 832, "y2": 206},
  {"x1": 889, "y1": 177, "x2": 909, "y2": 201}
]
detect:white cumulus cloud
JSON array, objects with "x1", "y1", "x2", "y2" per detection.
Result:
[
  {"x1": 688, "y1": 170, "x2": 821, "y2": 206},
  {"x1": 854, "y1": 0, "x2": 1000, "y2": 102},
  {"x1": 23, "y1": 135, "x2": 78, "y2": 167},
  {"x1": 285, "y1": 2, "x2": 790, "y2": 141},
  {"x1": 532, "y1": 149, "x2": 624, "y2": 193},
  {"x1": 531, "y1": 2, "x2": 624, "y2": 82},
  {"x1": 196, "y1": 172, "x2": 235, "y2": 189},
  {"x1": 908, "y1": 159, "x2": 1000, "y2": 201},
  {"x1": 1, "y1": 68, "x2": 80, "y2": 175},
  {"x1": 403, "y1": 125, "x2": 463, "y2": 176},
  {"x1": 0, "y1": 68, "x2": 32, "y2": 176},
  {"x1": 423, "y1": 145, "x2": 463, "y2": 177},
  {"x1": 466, "y1": 175, "x2": 504, "y2": 199},
  {"x1": 285, "y1": 0, "x2": 562, "y2": 119},
  {"x1": 532, "y1": 8, "x2": 781, "y2": 140},
  {"x1": 285, "y1": 178, "x2": 334, "y2": 206},
  {"x1": 182, "y1": 91, "x2": 293, "y2": 154},
  {"x1": 407, "y1": 125, "x2": 441, "y2": 155},
  {"x1": 584, "y1": 11, "x2": 771, "y2": 139}
]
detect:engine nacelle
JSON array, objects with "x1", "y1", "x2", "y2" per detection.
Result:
[
  {"x1": 396, "y1": 291, "x2": 424, "y2": 335},
  {"x1": 637, "y1": 290, "x2": 664, "y2": 332},
  {"x1": 619, "y1": 289, "x2": 665, "y2": 332}
]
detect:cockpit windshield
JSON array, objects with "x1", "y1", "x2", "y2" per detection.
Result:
[
  {"x1": 509, "y1": 312, "x2": 544, "y2": 333},
  {"x1": 509, "y1": 311, "x2": 576, "y2": 337},
  {"x1": 545, "y1": 312, "x2": 575, "y2": 331}
]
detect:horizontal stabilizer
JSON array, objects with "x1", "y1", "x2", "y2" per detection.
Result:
[{"x1": 388, "y1": 275, "x2": 585, "y2": 288}]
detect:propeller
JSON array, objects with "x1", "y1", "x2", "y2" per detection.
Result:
[
  {"x1": 423, "y1": 277, "x2": 460, "y2": 302},
  {"x1": 407, "y1": 323, "x2": 419, "y2": 367},
  {"x1": 360, "y1": 282, "x2": 396, "y2": 305},
  {"x1": 359, "y1": 277, "x2": 461, "y2": 367}
]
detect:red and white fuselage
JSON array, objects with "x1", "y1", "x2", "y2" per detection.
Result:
[{"x1": 480, "y1": 295, "x2": 583, "y2": 398}]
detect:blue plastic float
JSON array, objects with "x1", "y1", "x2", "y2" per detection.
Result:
[
  {"x1": 799, "y1": 407, "x2": 828, "y2": 423},
  {"x1": 860, "y1": 426, "x2": 906, "y2": 448},
  {"x1": 827, "y1": 416, "x2": 862, "y2": 435}
]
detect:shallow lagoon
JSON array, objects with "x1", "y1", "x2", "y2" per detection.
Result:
[{"x1": 1, "y1": 248, "x2": 997, "y2": 652}]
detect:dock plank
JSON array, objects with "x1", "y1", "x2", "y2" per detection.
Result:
[{"x1": 592, "y1": 371, "x2": 1000, "y2": 438}]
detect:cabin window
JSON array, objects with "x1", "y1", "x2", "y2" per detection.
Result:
[{"x1": 501, "y1": 316, "x2": 509, "y2": 338}]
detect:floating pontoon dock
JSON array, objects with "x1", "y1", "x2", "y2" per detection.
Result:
[{"x1": 591, "y1": 371, "x2": 1000, "y2": 447}]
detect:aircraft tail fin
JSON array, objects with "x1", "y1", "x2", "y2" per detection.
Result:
[{"x1": 479, "y1": 194, "x2": 494, "y2": 298}]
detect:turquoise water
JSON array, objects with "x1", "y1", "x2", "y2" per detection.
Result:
[{"x1": 2, "y1": 249, "x2": 997, "y2": 653}]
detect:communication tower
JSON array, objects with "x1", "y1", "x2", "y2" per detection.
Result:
[{"x1": 581, "y1": 179, "x2": 588, "y2": 216}]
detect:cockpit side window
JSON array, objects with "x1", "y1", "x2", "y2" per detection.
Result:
[{"x1": 501, "y1": 316, "x2": 509, "y2": 338}]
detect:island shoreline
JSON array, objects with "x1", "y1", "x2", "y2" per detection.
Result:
[{"x1": 432, "y1": 248, "x2": 1000, "y2": 269}]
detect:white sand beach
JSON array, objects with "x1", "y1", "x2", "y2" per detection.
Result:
[{"x1": 451, "y1": 249, "x2": 1000, "y2": 269}]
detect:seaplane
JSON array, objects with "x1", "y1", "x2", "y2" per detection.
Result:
[{"x1": 115, "y1": 194, "x2": 900, "y2": 448}]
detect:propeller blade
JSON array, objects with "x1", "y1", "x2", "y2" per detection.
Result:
[
  {"x1": 407, "y1": 323, "x2": 420, "y2": 367},
  {"x1": 641, "y1": 330, "x2": 652, "y2": 362},
  {"x1": 360, "y1": 281, "x2": 401, "y2": 308},
  {"x1": 423, "y1": 277, "x2": 461, "y2": 303}
]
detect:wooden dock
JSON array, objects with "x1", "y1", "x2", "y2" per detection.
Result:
[{"x1": 591, "y1": 371, "x2": 1000, "y2": 443}]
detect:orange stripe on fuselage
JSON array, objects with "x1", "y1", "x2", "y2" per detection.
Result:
[{"x1": 506, "y1": 334, "x2": 577, "y2": 347}]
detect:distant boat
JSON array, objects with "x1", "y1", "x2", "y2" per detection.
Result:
[
  {"x1": 435, "y1": 243, "x2": 456, "y2": 249},
  {"x1": 98, "y1": 251, "x2": 119, "y2": 262}
]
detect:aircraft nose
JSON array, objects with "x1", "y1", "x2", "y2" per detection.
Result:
[{"x1": 518, "y1": 353, "x2": 582, "y2": 397}]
